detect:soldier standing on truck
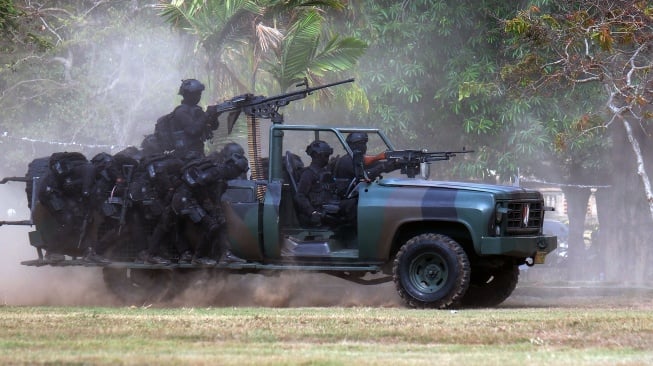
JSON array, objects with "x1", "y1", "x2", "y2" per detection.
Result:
[
  {"x1": 172, "y1": 151, "x2": 249, "y2": 265},
  {"x1": 144, "y1": 79, "x2": 221, "y2": 158},
  {"x1": 38, "y1": 152, "x2": 110, "y2": 264},
  {"x1": 135, "y1": 153, "x2": 189, "y2": 265},
  {"x1": 208, "y1": 142, "x2": 248, "y2": 179}
]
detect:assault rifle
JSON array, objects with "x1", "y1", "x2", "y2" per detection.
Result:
[
  {"x1": 209, "y1": 78, "x2": 355, "y2": 134},
  {"x1": 117, "y1": 164, "x2": 135, "y2": 236},
  {"x1": 364, "y1": 148, "x2": 474, "y2": 178}
]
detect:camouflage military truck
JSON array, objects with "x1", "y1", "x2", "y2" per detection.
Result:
[{"x1": 0, "y1": 80, "x2": 557, "y2": 308}]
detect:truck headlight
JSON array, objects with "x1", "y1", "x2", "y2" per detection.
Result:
[{"x1": 494, "y1": 204, "x2": 508, "y2": 236}]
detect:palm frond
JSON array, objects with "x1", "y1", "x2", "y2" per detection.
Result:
[
  {"x1": 308, "y1": 36, "x2": 367, "y2": 75},
  {"x1": 278, "y1": 10, "x2": 323, "y2": 90},
  {"x1": 156, "y1": 0, "x2": 195, "y2": 31},
  {"x1": 256, "y1": 23, "x2": 284, "y2": 53}
]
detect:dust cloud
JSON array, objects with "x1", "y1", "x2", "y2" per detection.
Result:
[
  {"x1": 0, "y1": 221, "x2": 399, "y2": 308},
  {"x1": 170, "y1": 272, "x2": 402, "y2": 308},
  {"x1": 0, "y1": 228, "x2": 118, "y2": 307}
]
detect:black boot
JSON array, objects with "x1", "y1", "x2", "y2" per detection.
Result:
[
  {"x1": 219, "y1": 249, "x2": 246, "y2": 264},
  {"x1": 191, "y1": 256, "x2": 217, "y2": 266},
  {"x1": 83, "y1": 247, "x2": 110, "y2": 264},
  {"x1": 178, "y1": 251, "x2": 193, "y2": 264},
  {"x1": 147, "y1": 254, "x2": 171, "y2": 265},
  {"x1": 135, "y1": 250, "x2": 148, "y2": 264}
]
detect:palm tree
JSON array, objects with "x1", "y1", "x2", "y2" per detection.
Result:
[
  {"x1": 157, "y1": 0, "x2": 366, "y2": 93},
  {"x1": 157, "y1": 0, "x2": 263, "y2": 92}
]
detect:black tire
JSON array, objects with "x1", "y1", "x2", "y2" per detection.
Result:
[
  {"x1": 25, "y1": 157, "x2": 50, "y2": 209},
  {"x1": 393, "y1": 233, "x2": 470, "y2": 309},
  {"x1": 457, "y1": 265, "x2": 519, "y2": 308},
  {"x1": 103, "y1": 267, "x2": 174, "y2": 305}
]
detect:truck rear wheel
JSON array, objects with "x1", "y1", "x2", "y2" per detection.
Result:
[
  {"x1": 393, "y1": 233, "x2": 470, "y2": 309},
  {"x1": 457, "y1": 265, "x2": 519, "y2": 308},
  {"x1": 103, "y1": 267, "x2": 173, "y2": 305}
]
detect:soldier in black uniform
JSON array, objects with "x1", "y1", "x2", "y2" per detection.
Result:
[
  {"x1": 135, "y1": 153, "x2": 188, "y2": 265},
  {"x1": 332, "y1": 132, "x2": 399, "y2": 194},
  {"x1": 294, "y1": 140, "x2": 342, "y2": 227},
  {"x1": 38, "y1": 152, "x2": 110, "y2": 263},
  {"x1": 151, "y1": 79, "x2": 221, "y2": 158},
  {"x1": 90, "y1": 151, "x2": 153, "y2": 262},
  {"x1": 172, "y1": 151, "x2": 249, "y2": 265}
]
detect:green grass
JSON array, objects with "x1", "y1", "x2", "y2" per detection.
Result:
[{"x1": 1, "y1": 306, "x2": 652, "y2": 365}]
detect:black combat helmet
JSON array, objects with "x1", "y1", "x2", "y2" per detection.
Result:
[
  {"x1": 224, "y1": 153, "x2": 249, "y2": 174},
  {"x1": 221, "y1": 142, "x2": 245, "y2": 157},
  {"x1": 346, "y1": 132, "x2": 368, "y2": 145},
  {"x1": 305, "y1": 140, "x2": 333, "y2": 157},
  {"x1": 91, "y1": 152, "x2": 114, "y2": 169},
  {"x1": 178, "y1": 79, "x2": 205, "y2": 96}
]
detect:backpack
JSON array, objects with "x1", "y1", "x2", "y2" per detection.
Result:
[
  {"x1": 154, "y1": 105, "x2": 187, "y2": 152},
  {"x1": 181, "y1": 158, "x2": 215, "y2": 187},
  {"x1": 48, "y1": 152, "x2": 88, "y2": 178},
  {"x1": 154, "y1": 111, "x2": 176, "y2": 152}
]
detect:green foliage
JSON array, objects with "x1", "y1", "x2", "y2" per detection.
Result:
[
  {"x1": 157, "y1": 0, "x2": 365, "y2": 108},
  {"x1": 266, "y1": 9, "x2": 367, "y2": 91},
  {"x1": 498, "y1": 0, "x2": 653, "y2": 185},
  {"x1": 337, "y1": 1, "x2": 543, "y2": 181}
]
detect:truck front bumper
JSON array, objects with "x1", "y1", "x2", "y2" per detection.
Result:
[{"x1": 479, "y1": 235, "x2": 557, "y2": 262}]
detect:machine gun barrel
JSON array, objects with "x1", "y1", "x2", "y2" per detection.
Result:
[
  {"x1": 212, "y1": 78, "x2": 355, "y2": 133},
  {"x1": 364, "y1": 148, "x2": 474, "y2": 178},
  {"x1": 364, "y1": 149, "x2": 473, "y2": 165},
  {"x1": 0, "y1": 176, "x2": 29, "y2": 184},
  {"x1": 0, "y1": 220, "x2": 32, "y2": 226}
]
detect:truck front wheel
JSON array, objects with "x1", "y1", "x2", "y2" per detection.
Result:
[{"x1": 393, "y1": 233, "x2": 470, "y2": 309}]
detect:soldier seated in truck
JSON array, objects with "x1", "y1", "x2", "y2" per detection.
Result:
[
  {"x1": 294, "y1": 140, "x2": 345, "y2": 227},
  {"x1": 331, "y1": 132, "x2": 399, "y2": 198}
]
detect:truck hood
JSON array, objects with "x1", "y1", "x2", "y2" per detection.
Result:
[{"x1": 378, "y1": 178, "x2": 539, "y2": 197}]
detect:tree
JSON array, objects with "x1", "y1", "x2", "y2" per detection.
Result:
[
  {"x1": 0, "y1": 1, "x2": 202, "y2": 174},
  {"x1": 157, "y1": 0, "x2": 366, "y2": 93},
  {"x1": 503, "y1": 1, "x2": 653, "y2": 282},
  {"x1": 339, "y1": 1, "x2": 544, "y2": 182}
]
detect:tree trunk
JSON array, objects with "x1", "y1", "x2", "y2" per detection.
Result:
[
  {"x1": 600, "y1": 116, "x2": 653, "y2": 283},
  {"x1": 621, "y1": 118, "x2": 653, "y2": 221}
]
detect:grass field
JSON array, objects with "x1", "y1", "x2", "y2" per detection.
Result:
[
  {"x1": 0, "y1": 230, "x2": 651, "y2": 365},
  {"x1": 1, "y1": 304, "x2": 652, "y2": 365}
]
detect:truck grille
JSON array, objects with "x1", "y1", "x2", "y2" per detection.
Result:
[{"x1": 505, "y1": 201, "x2": 543, "y2": 235}]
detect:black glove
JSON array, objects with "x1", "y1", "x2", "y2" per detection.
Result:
[
  {"x1": 383, "y1": 160, "x2": 401, "y2": 172},
  {"x1": 206, "y1": 105, "x2": 218, "y2": 116},
  {"x1": 206, "y1": 105, "x2": 221, "y2": 129},
  {"x1": 310, "y1": 210, "x2": 322, "y2": 226}
]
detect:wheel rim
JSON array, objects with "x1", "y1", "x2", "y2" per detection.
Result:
[{"x1": 408, "y1": 252, "x2": 448, "y2": 293}]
